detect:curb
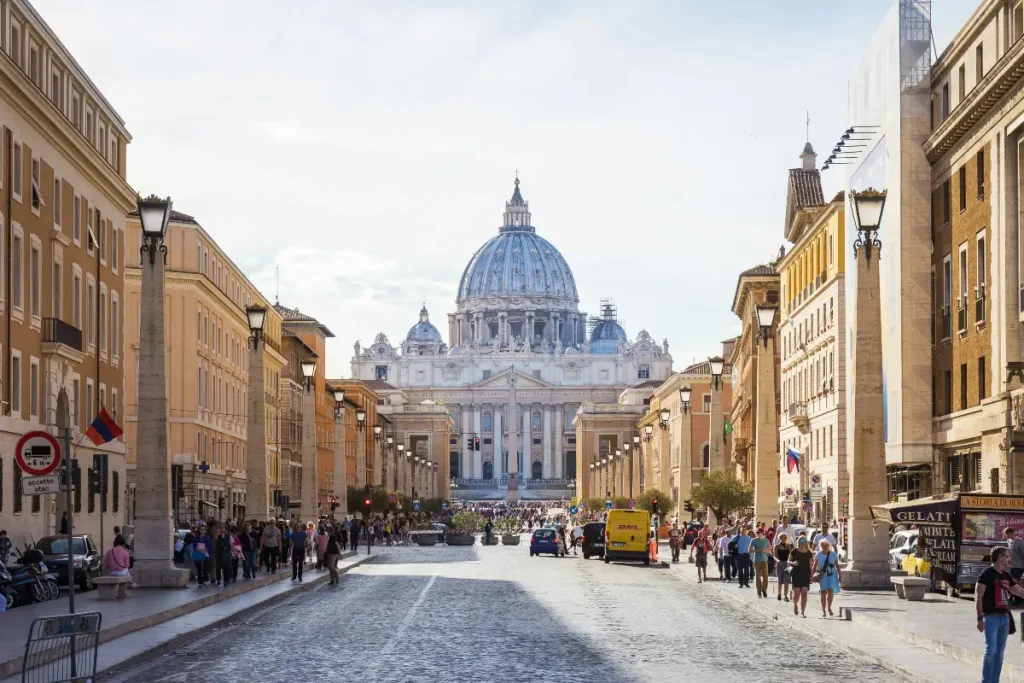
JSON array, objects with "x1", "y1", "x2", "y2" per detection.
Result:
[
  {"x1": 841, "y1": 606, "x2": 1024, "y2": 683},
  {"x1": 668, "y1": 565, "x2": 949, "y2": 683},
  {"x1": 95, "y1": 554, "x2": 377, "y2": 680}
]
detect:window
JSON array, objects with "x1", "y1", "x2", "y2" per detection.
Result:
[
  {"x1": 13, "y1": 463, "x2": 22, "y2": 514},
  {"x1": 958, "y1": 64, "x2": 966, "y2": 102},
  {"x1": 29, "y1": 243, "x2": 39, "y2": 318},
  {"x1": 944, "y1": 369, "x2": 952, "y2": 415},
  {"x1": 942, "y1": 180, "x2": 951, "y2": 224},
  {"x1": 12, "y1": 143, "x2": 22, "y2": 199},
  {"x1": 72, "y1": 196, "x2": 80, "y2": 243},
  {"x1": 72, "y1": 92, "x2": 80, "y2": 130},
  {"x1": 958, "y1": 243, "x2": 968, "y2": 308},
  {"x1": 941, "y1": 82, "x2": 950, "y2": 120},
  {"x1": 86, "y1": 280, "x2": 95, "y2": 349},
  {"x1": 113, "y1": 471, "x2": 119, "y2": 513},
  {"x1": 86, "y1": 379, "x2": 93, "y2": 426},
  {"x1": 86, "y1": 207, "x2": 94, "y2": 254},
  {"x1": 10, "y1": 352, "x2": 20, "y2": 415},
  {"x1": 10, "y1": 22, "x2": 20, "y2": 68},
  {"x1": 375, "y1": 365, "x2": 387, "y2": 381},
  {"x1": 976, "y1": 44, "x2": 984, "y2": 82},
  {"x1": 72, "y1": 271, "x2": 81, "y2": 330},
  {"x1": 483, "y1": 412, "x2": 493, "y2": 431},
  {"x1": 30, "y1": 158, "x2": 42, "y2": 211},
  {"x1": 72, "y1": 378, "x2": 79, "y2": 427},
  {"x1": 111, "y1": 229, "x2": 118, "y2": 271},
  {"x1": 53, "y1": 178, "x2": 61, "y2": 227},
  {"x1": 29, "y1": 358, "x2": 38, "y2": 420},
  {"x1": 111, "y1": 296, "x2": 119, "y2": 359},
  {"x1": 959, "y1": 167, "x2": 966, "y2": 212},
  {"x1": 977, "y1": 230, "x2": 987, "y2": 308},
  {"x1": 99, "y1": 289, "x2": 107, "y2": 353},
  {"x1": 942, "y1": 253, "x2": 952, "y2": 313},
  {"x1": 1016, "y1": 1, "x2": 1024, "y2": 42},
  {"x1": 51, "y1": 262, "x2": 61, "y2": 317},
  {"x1": 979, "y1": 356, "x2": 987, "y2": 402},
  {"x1": 481, "y1": 369, "x2": 491, "y2": 379},
  {"x1": 701, "y1": 444, "x2": 710, "y2": 468},
  {"x1": 28, "y1": 45, "x2": 37, "y2": 84},
  {"x1": 960, "y1": 363, "x2": 968, "y2": 411},
  {"x1": 703, "y1": 394, "x2": 711, "y2": 413},
  {"x1": 978, "y1": 150, "x2": 985, "y2": 199},
  {"x1": 50, "y1": 70, "x2": 59, "y2": 106},
  {"x1": 532, "y1": 412, "x2": 541, "y2": 430}
]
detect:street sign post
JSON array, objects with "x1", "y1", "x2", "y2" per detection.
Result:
[
  {"x1": 802, "y1": 500, "x2": 813, "y2": 512},
  {"x1": 23, "y1": 475, "x2": 61, "y2": 495},
  {"x1": 15, "y1": 431, "x2": 62, "y2": 476},
  {"x1": 569, "y1": 505, "x2": 579, "y2": 515},
  {"x1": 628, "y1": 498, "x2": 636, "y2": 509},
  {"x1": 810, "y1": 473, "x2": 823, "y2": 501},
  {"x1": 605, "y1": 500, "x2": 613, "y2": 510},
  {"x1": 387, "y1": 493, "x2": 397, "y2": 504},
  {"x1": 413, "y1": 500, "x2": 420, "y2": 512}
]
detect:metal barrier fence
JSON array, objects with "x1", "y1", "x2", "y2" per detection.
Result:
[{"x1": 21, "y1": 612, "x2": 101, "y2": 683}]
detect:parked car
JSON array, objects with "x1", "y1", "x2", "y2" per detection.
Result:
[
  {"x1": 582, "y1": 522, "x2": 606, "y2": 560},
  {"x1": 34, "y1": 535, "x2": 101, "y2": 591},
  {"x1": 889, "y1": 529, "x2": 919, "y2": 571},
  {"x1": 530, "y1": 529, "x2": 564, "y2": 557}
]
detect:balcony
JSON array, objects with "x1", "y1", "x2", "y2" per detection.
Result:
[
  {"x1": 788, "y1": 402, "x2": 809, "y2": 430},
  {"x1": 957, "y1": 302, "x2": 967, "y2": 334},
  {"x1": 941, "y1": 309, "x2": 951, "y2": 340},
  {"x1": 41, "y1": 318, "x2": 84, "y2": 364},
  {"x1": 976, "y1": 286, "x2": 986, "y2": 325}
]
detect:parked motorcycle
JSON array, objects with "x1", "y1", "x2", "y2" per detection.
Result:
[
  {"x1": 0, "y1": 562, "x2": 15, "y2": 609},
  {"x1": 8, "y1": 548, "x2": 50, "y2": 605}
]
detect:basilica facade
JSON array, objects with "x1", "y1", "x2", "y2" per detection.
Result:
[{"x1": 350, "y1": 180, "x2": 673, "y2": 495}]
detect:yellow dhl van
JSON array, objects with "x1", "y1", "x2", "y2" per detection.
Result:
[{"x1": 604, "y1": 509, "x2": 651, "y2": 565}]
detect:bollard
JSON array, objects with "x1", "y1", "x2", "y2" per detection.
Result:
[{"x1": 649, "y1": 538, "x2": 658, "y2": 563}]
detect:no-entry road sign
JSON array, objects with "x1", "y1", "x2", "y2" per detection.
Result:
[{"x1": 15, "y1": 431, "x2": 61, "y2": 477}]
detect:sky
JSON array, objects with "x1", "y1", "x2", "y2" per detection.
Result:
[{"x1": 36, "y1": 0, "x2": 980, "y2": 376}]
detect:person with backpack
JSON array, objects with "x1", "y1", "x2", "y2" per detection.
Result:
[
  {"x1": 325, "y1": 532, "x2": 342, "y2": 585},
  {"x1": 690, "y1": 533, "x2": 713, "y2": 583},
  {"x1": 260, "y1": 520, "x2": 281, "y2": 574},
  {"x1": 214, "y1": 527, "x2": 234, "y2": 587},
  {"x1": 192, "y1": 525, "x2": 212, "y2": 587}
]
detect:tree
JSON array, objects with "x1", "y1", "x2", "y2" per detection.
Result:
[
  {"x1": 584, "y1": 497, "x2": 607, "y2": 514},
  {"x1": 689, "y1": 471, "x2": 754, "y2": 522},
  {"x1": 637, "y1": 488, "x2": 671, "y2": 517}
]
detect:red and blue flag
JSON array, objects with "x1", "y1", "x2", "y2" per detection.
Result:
[
  {"x1": 85, "y1": 408, "x2": 123, "y2": 446},
  {"x1": 786, "y1": 447, "x2": 802, "y2": 474}
]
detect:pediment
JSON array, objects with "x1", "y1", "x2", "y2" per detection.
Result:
[{"x1": 471, "y1": 368, "x2": 553, "y2": 389}]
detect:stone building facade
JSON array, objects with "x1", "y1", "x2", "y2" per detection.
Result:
[{"x1": 0, "y1": 0, "x2": 135, "y2": 548}]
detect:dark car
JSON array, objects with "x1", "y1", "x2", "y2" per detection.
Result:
[
  {"x1": 34, "y1": 535, "x2": 100, "y2": 591},
  {"x1": 530, "y1": 528, "x2": 564, "y2": 557},
  {"x1": 582, "y1": 522, "x2": 606, "y2": 560}
]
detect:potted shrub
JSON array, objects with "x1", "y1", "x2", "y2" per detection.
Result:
[
  {"x1": 446, "y1": 510, "x2": 480, "y2": 545},
  {"x1": 498, "y1": 517, "x2": 522, "y2": 545}
]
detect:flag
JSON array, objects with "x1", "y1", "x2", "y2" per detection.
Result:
[
  {"x1": 786, "y1": 447, "x2": 802, "y2": 474},
  {"x1": 723, "y1": 418, "x2": 733, "y2": 443},
  {"x1": 85, "y1": 407, "x2": 123, "y2": 446}
]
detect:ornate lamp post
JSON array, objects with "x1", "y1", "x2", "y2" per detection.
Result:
[
  {"x1": 299, "y1": 359, "x2": 318, "y2": 520},
  {"x1": 659, "y1": 408, "x2": 670, "y2": 429},
  {"x1": 843, "y1": 188, "x2": 890, "y2": 588},
  {"x1": 615, "y1": 449, "x2": 623, "y2": 497},
  {"x1": 133, "y1": 194, "x2": 189, "y2": 587},
  {"x1": 753, "y1": 304, "x2": 779, "y2": 522},
  {"x1": 397, "y1": 443, "x2": 406, "y2": 496},
  {"x1": 623, "y1": 442, "x2": 633, "y2": 498},
  {"x1": 589, "y1": 463, "x2": 596, "y2": 498},
  {"x1": 708, "y1": 355, "x2": 725, "y2": 475},
  {"x1": 677, "y1": 385, "x2": 694, "y2": 519},
  {"x1": 245, "y1": 304, "x2": 268, "y2": 521},
  {"x1": 331, "y1": 389, "x2": 347, "y2": 518}
]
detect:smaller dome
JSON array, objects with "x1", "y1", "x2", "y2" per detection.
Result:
[
  {"x1": 406, "y1": 305, "x2": 443, "y2": 343},
  {"x1": 589, "y1": 301, "x2": 627, "y2": 354}
]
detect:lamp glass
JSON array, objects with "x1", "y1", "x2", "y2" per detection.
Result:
[
  {"x1": 615, "y1": 449, "x2": 621, "y2": 457},
  {"x1": 623, "y1": 443, "x2": 630, "y2": 452},
  {"x1": 709, "y1": 356, "x2": 725, "y2": 376},
  {"x1": 245, "y1": 305, "x2": 267, "y2": 334},
  {"x1": 332, "y1": 389, "x2": 345, "y2": 403},
  {"x1": 644, "y1": 424, "x2": 654, "y2": 436},
  {"x1": 300, "y1": 360, "x2": 317, "y2": 379},
  {"x1": 356, "y1": 410, "x2": 366, "y2": 423},
  {"x1": 660, "y1": 407, "x2": 670, "y2": 422},
  {"x1": 852, "y1": 190, "x2": 887, "y2": 231},
  {"x1": 137, "y1": 195, "x2": 171, "y2": 238},
  {"x1": 756, "y1": 304, "x2": 777, "y2": 329},
  {"x1": 386, "y1": 436, "x2": 394, "y2": 445},
  {"x1": 373, "y1": 424, "x2": 383, "y2": 436},
  {"x1": 397, "y1": 444, "x2": 404, "y2": 452},
  {"x1": 679, "y1": 386, "x2": 692, "y2": 404},
  {"x1": 633, "y1": 435, "x2": 640, "y2": 445}
]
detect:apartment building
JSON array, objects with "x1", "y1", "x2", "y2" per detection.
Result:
[
  {"x1": 927, "y1": 0, "x2": 1024, "y2": 495},
  {"x1": 123, "y1": 210, "x2": 285, "y2": 525},
  {"x1": 777, "y1": 155, "x2": 848, "y2": 522},
  {"x1": 0, "y1": 0, "x2": 134, "y2": 548}
]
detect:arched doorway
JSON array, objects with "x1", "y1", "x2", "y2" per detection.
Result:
[
  {"x1": 531, "y1": 461, "x2": 542, "y2": 480},
  {"x1": 482, "y1": 461, "x2": 493, "y2": 480}
]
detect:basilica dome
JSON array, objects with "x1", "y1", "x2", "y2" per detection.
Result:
[
  {"x1": 589, "y1": 302, "x2": 628, "y2": 354},
  {"x1": 406, "y1": 305, "x2": 443, "y2": 342},
  {"x1": 457, "y1": 180, "x2": 578, "y2": 305}
]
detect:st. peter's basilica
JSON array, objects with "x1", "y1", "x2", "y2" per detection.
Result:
[{"x1": 350, "y1": 179, "x2": 672, "y2": 496}]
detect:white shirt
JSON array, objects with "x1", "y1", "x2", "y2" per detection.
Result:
[
  {"x1": 717, "y1": 536, "x2": 732, "y2": 554},
  {"x1": 573, "y1": 525, "x2": 584, "y2": 539},
  {"x1": 812, "y1": 531, "x2": 837, "y2": 548},
  {"x1": 775, "y1": 525, "x2": 795, "y2": 546}
]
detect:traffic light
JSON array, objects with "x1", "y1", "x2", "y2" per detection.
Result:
[
  {"x1": 683, "y1": 500, "x2": 693, "y2": 513},
  {"x1": 651, "y1": 497, "x2": 659, "y2": 516},
  {"x1": 363, "y1": 484, "x2": 372, "y2": 511},
  {"x1": 218, "y1": 496, "x2": 226, "y2": 510},
  {"x1": 88, "y1": 468, "x2": 101, "y2": 492},
  {"x1": 466, "y1": 437, "x2": 473, "y2": 450},
  {"x1": 473, "y1": 437, "x2": 480, "y2": 451}
]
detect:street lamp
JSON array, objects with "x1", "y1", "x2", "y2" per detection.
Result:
[
  {"x1": 851, "y1": 188, "x2": 887, "y2": 261},
  {"x1": 333, "y1": 389, "x2": 345, "y2": 418},
  {"x1": 137, "y1": 194, "x2": 172, "y2": 264},
  {"x1": 643, "y1": 424, "x2": 654, "y2": 441},
  {"x1": 398, "y1": 444, "x2": 405, "y2": 455},
  {"x1": 755, "y1": 305, "x2": 778, "y2": 347},
  {"x1": 709, "y1": 356, "x2": 725, "y2": 390},
  {"x1": 659, "y1": 407, "x2": 670, "y2": 429},
  {"x1": 632, "y1": 434, "x2": 641, "y2": 448},
  {"x1": 300, "y1": 359, "x2": 316, "y2": 392},
  {"x1": 373, "y1": 424, "x2": 383, "y2": 441},
  {"x1": 386, "y1": 435, "x2": 394, "y2": 449},
  {"x1": 624, "y1": 442, "x2": 634, "y2": 498},
  {"x1": 245, "y1": 305, "x2": 267, "y2": 350},
  {"x1": 679, "y1": 386, "x2": 692, "y2": 414}
]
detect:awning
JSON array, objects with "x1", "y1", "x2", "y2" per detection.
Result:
[
  {"x1": 869, "y1": 494, "x2": 958, "y2": 526},
  {"x1": 200, "y1": 500, "x2": 219, "y2": 510}
]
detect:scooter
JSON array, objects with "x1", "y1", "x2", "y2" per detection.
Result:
[
  {"x1": 7, "y1": 560, "x2": 48, "y2": 604},
  {"x1": 0, "y1": 562, "x2": 15, "y2": 609}
]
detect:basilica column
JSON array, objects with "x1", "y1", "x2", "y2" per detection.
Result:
[
  {"x1": 522, "y1": 404, "x2": 531, "y2": 479},
  {"x1": 554, "y1": 406, "x2": 564, "y2": 479},
  {"x1": 473, "y1": 406, "x2": 482, "y2": 478},
  {"x1": 542, "y1": 404, "x2": 552, "y2": 479},
  {"x1": 495, "y1": 405, "x2": 503, "y2": 478},
  {"x1": 461, "y1": 404, "x2": 472, "y2": 479}
]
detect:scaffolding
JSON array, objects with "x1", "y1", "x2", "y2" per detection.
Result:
[
  {"x1": 587, "y1": 298, "x2": 626, "y2": 338},
  {"x1": 899, "y1": 0, "x2": 932, "y2": 94}
]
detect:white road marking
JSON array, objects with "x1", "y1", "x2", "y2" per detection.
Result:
[{"x1": 362, "y1": 570, "x2": 438, "y2": 678}]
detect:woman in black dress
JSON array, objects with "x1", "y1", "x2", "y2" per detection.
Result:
[{"x1": 789, "y1": 536, "x2": 813, "y2": 618}]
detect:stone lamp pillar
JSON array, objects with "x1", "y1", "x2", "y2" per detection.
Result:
[
  {"x1": 753, "y1": 305, "x2": 780, "y2": 523},
  {"x1": 844, "y1": 189, "x2": 892, "y2": 589},
  {"x1": 331, "y1": 390, "x2": 348, "y2": 518},
  {"x1": 299, "y1": 359, "x2": 318, "y2": 521},
  {"x1": 132, "y1": 195, "x2": 189, "y2": 587},
  {"x1": 677, "y1": 387, "x2": 694, "y2": 520},
  {"x1": 245, "y1": 305, "x2": 269, "y2": 522},
  {"x1": 707, "y1": 356, "x2": 726, "y2": 527}
]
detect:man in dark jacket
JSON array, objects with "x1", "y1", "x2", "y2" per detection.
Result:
[{"x1": 215, "y1": 528, "x2": 233, "y2": 587}]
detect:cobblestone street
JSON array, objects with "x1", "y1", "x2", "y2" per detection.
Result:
[{"x1": 110, "y1": 544, "x2": 900, "y2": 683}]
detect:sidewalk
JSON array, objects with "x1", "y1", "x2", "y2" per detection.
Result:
[
  {"x1": 662, "y1": 546, "x2": 993, "y2": 683},
  {"x1": 0, "y1": 551, "x2": 371, "y2": 680}
]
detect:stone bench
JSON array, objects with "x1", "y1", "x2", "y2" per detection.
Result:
[
  {"x1": 93, "y1": 575, "x2": 132, "y2": 600},
  {"x1": 891, "y1": 576, "x2": 930, "y2": 601}
]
